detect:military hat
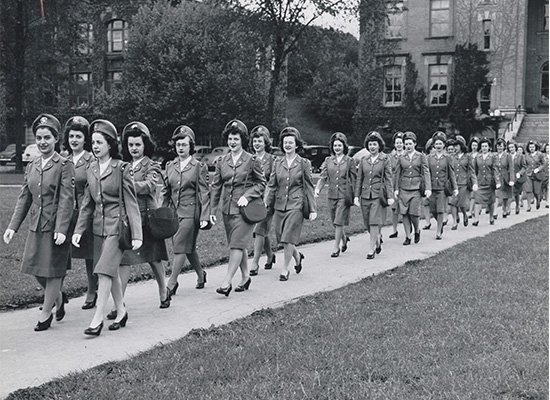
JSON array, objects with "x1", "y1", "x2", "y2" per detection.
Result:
[
  {"x1": 364, "y1": 131, "x2": 385, "y2": 152},
  {"x1": 32, "y1": 114, "x2": 61, "y2": 137},
  {"x1": 90, "y1": 119, "x2": 118, "y2": 141},
  {"x1": 172, "y1": 125, "x2": 195, "y2": 142},
  {"x1": 122, "y1": 121, "x2": 151, "y2": 143},
  {"x1": 224, "y1": 119, "x2": 248, "y2": 136},
  {"x1": 330, "y1": 132, "x2": 348, "y2": 146},
  {"x1": 495, "y1": 137, "x2": 507, "y2": 147},
  {"x1": 455, "y1": 135, "x2": 467, "y2": 150},
  {"x1": 403, "y1": 131, "x2": 417, "y2": 143},
  {"x1": 64, "y1": 116, "x2": 90, "y2": 134},
  {"x1": 392, "y1": 131, "x2": 405, "y2": 143},
  {"x1": 280, "y1": 126, "x2": 301, "y2": 142},
  {"x1": 432, "y1": 131, "x2": 447, "y2": 143},
  {"x1": 424, "y1": 138, "x2": 433, "y2": 151},
  {"x1": 251, "y1": 125, "x2": 270, "y2": 138}
]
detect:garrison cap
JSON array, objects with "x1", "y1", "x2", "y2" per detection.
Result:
[
  {"x1": 90, "y1": 119, "x2": 118, "y2": 141},
  {"x1": 122, "y1": 121, "x2": 151, "y2": 142},
  {"x1": 32, "y1": 114, "x2": 61, "y2": 137},
  {"x1": 172, "y1": 125, "x2": 195, "y2": 142}
]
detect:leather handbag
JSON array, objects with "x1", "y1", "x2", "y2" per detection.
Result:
[
  {"x1": 147, "y1": 173, "x2": 179, "y2": 239},
  {"x1": 118, "y1": 165, "x2": 133, "y2": 250},
  {"x1": 240, "y1": 158, "x2": 267, "y2": 224}
]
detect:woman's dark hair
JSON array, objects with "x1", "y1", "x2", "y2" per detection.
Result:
[
  {"x1": 122, "y1": 129, "x2": 155, "y2": 161},
  {"x1": 63, "y1": 120, "x2": 91, "y2": 154},
  {"x1": 222, "y1": 121, "x2": 249, "y2": 151},
  {"x1": 94, "y1": 131, "x2": 121, "y2": 159},
  {"x1": 173, "y1": 133, "x2": 196, "y2": 155},
  {"x1": 249, "y1": 127, "x2": 272, "y2": 154},
  {"x1": 468, "y1": 137, "x2": 480, "y2": 152},
  {"x1": 330, "y1": 132, "x2": 349, "y2": 155},
  {"x1": 479, "y1": 137, "x2": 491, "y2": 149},
  {"x1": 35, "y1": 126, "x2": 62, "y2": 153},
  {"x1": 279, "y1": 130, "x2": 303, "y2": 152},
  {"x1": 507, "y1": 141, "x2": 518, "y2": 152},
  {"x1": 525, "y1": 140, "x2": 539, "y2": 153},
  {"x1": 363, "y1": 131, "x2": 385, "y2": 153}
]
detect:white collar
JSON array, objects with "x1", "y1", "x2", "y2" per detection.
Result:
[
  {"x1": 132, "y1": 157, "x2": 144, "y2": 168},
  {"x1": 72, "y1": 151, "x2": 85, "y2": 164},
  {"x1": 41, "y1": 153, "x2": 55, "y2": 167}
]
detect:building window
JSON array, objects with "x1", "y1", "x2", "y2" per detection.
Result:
[
  {"x1": 106, "y1": 71, "x2": 123, "y2": 94},
  {"x1": 383, "y1": 65, "x2": 403, "y2": 106},
  {"x1": 386, "y1": 1, "x2": 405, "y2": 39},
  {"x1": 430, "y1": 0, "x2": 450, "y2": 37},
  {"x1": 107, "y1": 20, "x2": 128, "y2": 53},
  {"x1": 71, "y1": 73, "x2": 92, "y2": 107},
  {"x1": 429, "y1": 64, "x2": 449, "y2": 105},
  {"x1": 482, "y1": 19, "x2": 491, "y2": 50},
  {"x1": 545, "y1": 1, "x2": 549, "y2": 31},
  {"x1": 541, "y1": 62, "x2": 549, "y2": 105},
  {"x1": 479, "y1": 84, "x2": 491, "y2": 114},
  {"x1": 77, "y1": 23, "x2": 93, "y2": 55}
]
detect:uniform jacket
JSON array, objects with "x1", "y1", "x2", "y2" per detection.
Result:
[
  {"x1": 355, "y1": 152, "x2": 393, "y2": 200},
  {"x1": 427, "y1": 153, "x2": 457, "y2": 192},
  {"x1": 317, "y1": 155, "x2": 357, "y2": 200},
  {"x1": 453, "y1": 153, "x2": 477, "y2": 187},
  {"x1": 265, "y1": 154, "x2": 317, "y2": 214},
  {"x1": 210, "y1": 151, "x2": 266, "y2": 216},
  {"x1": 473, "y1": 153, "x2": 501, "y2": 188},
  {"x1": 69, "y1": 150, "x2": 94, "y2": 211},
  {"x1": 259, "y1": 152, "x2": 276, "y2": 181},
  {"x1": 390, "y1": 150, "x2": 405, "y2": 173},
  {"x1": 525, "y1": 151, "x2": 546, "y2": 180},
  {"x1": 511, "y1": 152, "x2": 527, "y2": 184},
  {"x1": 161, "y1": 156, "x2": 210, "y2": 221},
  {"x1": 75, "y1": 159, "x2": 142, "y2": 240},
  {"x1": 130, "y1": 156, "x2": 163, "y2": 212},
  {"x1": 494, "y1": 151, "x2": 515, "y2": 187},
  {"x1": 8, "y1": 152, "x2": 75, "y2": 235},
  {"x1": 394, "y1": 150, "x2": 431, "y2": 192}
]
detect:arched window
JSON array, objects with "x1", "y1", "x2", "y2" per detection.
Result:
[
  {"x1": 106, "y1": 19, "x2": 128, "y2": 53},
  {"x1": 541, "y1": 62, "x2": 549, "y2": 105}
]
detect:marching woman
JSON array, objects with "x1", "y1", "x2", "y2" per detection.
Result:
[
  {"x1": 471, "y1": 137, "x2": 501, "y2": 226},
  {"x1": 421, "y1": 138, "x2": 434, "y2": 230},
  {"x1": 542, "y1": 143, "x2": 549, "y2": 207},
  {"x1": 3, "y1": 114, "x2": 75, "y2": 331},
  {"x1": 249, "y1": 125, "x2": 277, "y2": 275},
  {"x1": 468, "y1": 137, "x2": 481, "y2": 218},
  {"x1": 353, "y1": 131, "x2": 393, "y2": 259},
  {"x1": 388, "y1": 132, "x2": 404, "y2": 239},
  {"x1": 393, "y1": 131, "x2": 431, "y2": 245},
  {"x1": 508, "y1": 141, "x2": 527, "y2": 214},
  {"x1": 63, "y1": 116, "x2": 97, "y2": 309},
  {"x1": 118, "y1": 122, "x2": 171, "y2": 310},
  {"x1": 524, "y1": 140, "x2": 546, "y2": 210},
  {"x1": 449, "y1": 135, "x2": 476, "y2": 229},
  {"x1": 426, "y1": 132, "x2": 458, "y2": 240},
  {"x1": 163, "y1": 126, "x2": 210, "y2": 295},
  {"x1": 314, "y1": 132, "x2": 356, "y2": 258},
  {"x1": 265, "y1": 127, "x2": 317, "y2": 281},
  {"x1": 210, "y1": 120, "x2": 266, "y2": 295},
  {"x1": 493, "y1": 138, "x2": 515, "y2": 218},
  {"x1": 72, "y1": 119, "x2": 142, "y2": 336}
]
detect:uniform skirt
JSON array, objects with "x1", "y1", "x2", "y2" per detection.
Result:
[
  {"x1": 70, "y1": 211, "x2": 94, "y2": 260},
  {"x1": 523, "y1": 177, "x2": 533, "y2": 194},
  {"x1": 329, "y1": 198, "x2": 350, "y2": 226},
  {"x1": 513, "y1": 181, "x2": 524, "y2": 197},
  {"x1": 172, "y1": 217, "x2": 199, "y2": 254},
  {"x1": 449, "y1": 185, "x2": 470, "y2": 209},
  {"x1": 429, "y1": 190, "x2": 448, "y2": 214},
  {"x1": 399, "y1": 189, "x2": 422, "y2": 217},
  {"x1": 253, "y1": 211, "x2": 274, "y2": 237},
  {"x1": 474, "y1": 185, "x2": 495, "y2": 205},
  {"x1": 93, "y1": 235, "x2": 124, "y2": 278},
  {"x1": 497, "y1": 182, "x2": 513, "y2": 200},
  {"x1": 223, "y1": 213, "x2": 254, "y2": 250},
  {"x1": 21, "y1": 228, "x2": 71, "y2": 278},
  {"x1": 274, "y1": 209, "x2": 303, "y2": 244},
  {"x1": 121, "y1": 215, "x2": 169, "y2": 264},
  {"x1": 360, "y1": 198, "x2": 385, "y2": 227}
]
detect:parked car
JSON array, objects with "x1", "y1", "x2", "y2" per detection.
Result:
[
  {"x1": 22, "y1": 144, "x2": 40, "y2": 165},
  {"x1": 0, "y1": 144, "x2": 19, "y2": 165},
  {"x1": 202, "y1": 146, "x2": 230, "y2": 170},
  {"x1": 300, "y1": 145, "x2": 331, "y2": 173},
  {"x1": 194, "y1": 145, "x2": 211, "y2": 161}
]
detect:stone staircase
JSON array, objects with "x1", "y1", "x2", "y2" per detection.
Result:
[{"x1": 515, "y1": 113, "x2": 549, "y2": 144}]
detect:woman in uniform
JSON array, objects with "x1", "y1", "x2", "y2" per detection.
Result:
[
  {"x1": 265, "y1": 127, "x2": 317, "y2": 281},
  {"x1": 72, "y1": 119, "x2": 142, "y2": 336},
  {"x1": 249, "y1": 125, "x2": 276, "y2": 275},
  {"x1": 394, "y1": 131, "x2": 431, "y2": 246},
  {"x1": 468, "y1": 137, "x2": 481, "y2": 218},
  {"x1": 449, "y1": 135, "x2": 475, "y2": 229},
  {"x1": 524, "y1": 140, "x2": 546, "y2": 210},
  {"x1": 3, "y1": 114, "x2": 75, "y2": 331},
  {"x1": 426, "y1": 132, "x2": 457, "y2": 239},
  {"x1": 507, "y1": 141, "x2": 527, "y2": 214},
  {"x1": 314, "y1": 132, "x2": 356, "y2": 258},
  {"x1": 388, "y1": 132, "x2": 404, "y2": 239},
  {"x1": 63, "y1": 116, "x2": 97, "y2": 309},
  {"x1": 493, "y1": 138, "x2": 515, "y2": 218},
  {"x1": 210, "y1": 120, "x2": 266, "y2": 295},
  {"x1": 163, "y1": 126, "x2": 210, "y2": 296},
  {"x1": 118, "y1": 122, "x2": 171, "y2": 310},
  {"x1": 471, "y1": 138, "x2": 501, "y2": 226},
  {"x1": 421, "y1": 138, "x2": 434, "y2": 230},
  {"x1": 353, "y1": 131, "x2": 393, "y2": 259}
]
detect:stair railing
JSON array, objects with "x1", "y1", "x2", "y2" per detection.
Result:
[{"x1": 504, "y1": 105, "x2": 522, "y2": 137}]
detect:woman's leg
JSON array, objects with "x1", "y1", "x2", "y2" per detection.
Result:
[
  {"x1": 410, "y1": 215, "x2": 419, "y2": 235},
  {"x1": 451, "y1": 205, "x2": 459, "y2": 228},
  {"x1": 187, "y1": 250, "x2": 205, "y2": 284},
  {"x1": 110, "y1": 272, "x2": 127, "y2": 323},
  {"x1": 436, "y1": 213, "x2": 443, "y2": 236},
  {"x1": 167, "y1": 253, "x2": 187, "y2": 291},
  {"x1": 488, "y1": 201, "x2": 495, "y2": 223},
  {"x1": 84, "y1": 258, "x2": 97, "y2": 302},
  {"x1": 402, "y1": 215, "x2": 411, "y2": 238},
  {"x1": 391, "y1": 210, "x2": 399, "y2": 235},
  {"x1": 250, "y1": 235, "x2": 264, "y2": 271},
  {"x1": 89, "y1": 274, "x2": 112, "y2": 328},
  {"x1": 119, "y1": 265, "x2": 131, "y2": 297},
  {"x1": 423, "y1": 205, "x2": 431, "y2": 228},
  {"x1": 237, "y1": 250, "x2": 249, "y2": 286},
  {"x1": 149, "y1": 260, "x2": 168, "y2": 301},
  {"x1": 38, "y1": 277, "x2": 62, "y2": 322},
  {"x1": 281, "y1": 243, "x2": 295, "y2": 276},
  {"x1": 263, "y1": 236, "x2": 273, "y2": 261},
  {"x1": 220, "y1": 248, "x2": 244, "y2": 288},
  {"x1": 334, "y1": 225, "x2": 343, "y2": 253},
  {"x1": 368, "y1": 225, "x2": 379, "y2": 255}
]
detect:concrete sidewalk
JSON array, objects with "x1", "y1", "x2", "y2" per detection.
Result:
[{"x1": 0, "y1": 207, "x2": 548, "y2": 398}]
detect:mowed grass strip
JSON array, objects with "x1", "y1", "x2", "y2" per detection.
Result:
[{"x1": 7, "y1": 217, "x2": 548, "y2": 399}]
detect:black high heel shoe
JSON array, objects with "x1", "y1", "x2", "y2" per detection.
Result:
[
  {"x1": 160, "y1": 293, "x2": 171, "y2": 309},
  {"x1": 167, "y1": 282, "x2": 179, "y2": 297},
  {"x1": 196, "y1": 271, "x2": 207, "y2": 289},
  {"x1": 279, "y1": 271, "x2": 290, "y2": 281},
  {"x1": 264, "y1": 254, "x2": 276, "y2": 269},
  {"x1": 249, "y1": 267, "x2": 259, "y2": 276},
  {"x1": 341, "y1": 237, "x2": 350, "y2": 252},
  {"x1": 106, "y1": 310, "x2": 117, "y2": 320},
  {"x1": 366, "y1": 252, "x2": 375, "y2": 260},
  {"x1": 422, "y1": 224, "x2": 431, "y2": 230},
  {"x1": 82, "y1": 293, "x2": 97, "y2": 310},
  {"x1": 84, "y1": 322, "x2": 104, "y2": 336},
  {"x1": 375, "y1": 240, "x2": 382, "y2": 254},
  {"x1": 34, "y1": 314, "x2": 53, "y2": 332},
  {"x1": 216, "y1": 285, "x2": 232, "y2": 297},
  {"x1": 109, "y1": 312, "x2": 129, "y2": 331},
  {"x1": 331, "y1": 249, "x2": 340, "y2": 258},
  {"x1": 235, "y1": 278, "x2": 251, "y2": 292},
  {"x1": 55, "y1": 292, "x2": 68, "y2": 322},
  {"x1": 295, "y1": 252, "x2": 304, "y2": 274}
]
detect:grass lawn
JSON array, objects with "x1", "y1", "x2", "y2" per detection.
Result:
[
  {"x1": 6, "y1": 217, "x2": 548, "y2": 399},
  {"x1": 0, "y1": 186, "x2": 369, "y2": 309}
]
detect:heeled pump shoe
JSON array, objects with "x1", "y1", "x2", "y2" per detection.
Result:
[
  {"x1": 55, "y1": 292, "x2": 68, "y2": 322},
  {"x1": 331, "y1": 249, "x2": 340, "y2": 258},
  {"x1": 295, "y1": 252, "x2": 305, "y2": 274},
  {"x1": 341, "y1": 237, "x2": 350, "y2": 252},
  {"x1": 167, "y1": 282, "x2": 179, "y2": 297},
  {"x1": 264, "y1": 254, "x2": 276, "y2": 269},
  {"x1": 106, "y1": 310, "x2": 117, "y2": 320},
  {"x1": 109, "y1": 312, "x2": 129, "y2": 331},
  {"x1": 366, "y1": 252, "x2": 375, "y2": 260},
  {"x1": 84, "y1": 322, "x2": 104, "y2": 336},
  {"x1": 235, "y1": 278, "x2": 252, "y2": 292},
  {"x1": 279, "y1": 271, "x2": 290, "y2": 281},
  {"x1": 216, "y1": 285, "x2": 232, "y2": 297},
  {"x1": 196, "y1": 271, "x2": 207, "y2": 289},
  {"x1": 82, "y1": 293, "x2": 97, "y2": 310},
  {"x1": 34, "y1": 314, "x2": 53, "y2": 332},
  {"x1": 160, "y1": 293, "x2": 171, "y2": 309},
  {"x1": 422, "y1": 224, "x2": 431, "y2": 230}
]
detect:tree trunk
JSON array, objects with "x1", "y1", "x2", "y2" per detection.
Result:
[{"x1": 13, "y1": 0, "x2": 25, "y2": 172}]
